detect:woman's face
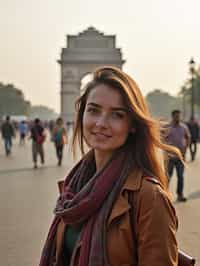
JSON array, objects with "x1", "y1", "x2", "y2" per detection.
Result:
[{"x1": 83, "y1": 84, "x2": 132, "y2": 156}]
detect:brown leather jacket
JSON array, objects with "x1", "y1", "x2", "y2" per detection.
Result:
[{"x1": 55, "y1": 168, "x2": 178, "y2": 266}]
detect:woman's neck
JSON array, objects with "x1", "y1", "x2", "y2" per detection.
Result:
[{"x1": 94, "y1": 150, "x2": 113, "y2": 172}]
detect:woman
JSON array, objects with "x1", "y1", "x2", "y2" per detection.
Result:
[
  {"x1": 40, "y1": 66, "x2": 181, "y2": 266},
  {"x1": 52, "y1": 117, "x2": 67, "y2": 166}
]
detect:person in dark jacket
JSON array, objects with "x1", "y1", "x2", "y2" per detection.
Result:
[
  {"x1": 30, "y1": 118, "x2": 45, "y2": 168},
  {"x1": 1, "y1": 116, "x2": 15, "y2": 155},
  {"x1": 187, "y1": 116, "x2": 199, "y2": 161}
]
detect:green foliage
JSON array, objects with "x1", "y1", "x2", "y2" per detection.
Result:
[
  {"x1": 29, "y1": 105, "x2": 58, "y2": 120},
  {"x1": 193, "y1": 73, "x2": 200, "y2": 106},
  {"x1": 0, "y1": 82, "x2": 31, "y2": 117},
  {"x1": 181, "y1": 67, "x2": 200, "y2": 106},
  {"x1": 146, "y1": 89, "x2": 182, "y2": 120},
  {"x1": 0, "y1": 82, "x2": 58, "y2": 120}
]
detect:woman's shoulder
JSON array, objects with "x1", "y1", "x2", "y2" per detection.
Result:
[
  {"x1": 138, "y1": 176, "x2": 171, "y2": 204},
  {"x1": 136, "y1": 176, "x2": 177, "y2": 224},
  {"x1": 124, "y1": 170, "x2": 173, "y2": 209},
  {"x1": 140, "y1": 176, "x2": 165, "y2": 194}
]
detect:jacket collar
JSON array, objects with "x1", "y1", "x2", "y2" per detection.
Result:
[
  {"x1": 123, "y1": 167, "x2": 143, "y2": 192},
  {"x1": 108, "y1": 167, "x2": 143, "y2": 226}
]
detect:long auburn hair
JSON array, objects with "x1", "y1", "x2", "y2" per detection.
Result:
[{"x1": 72, "y1": 66, "x2": 182, "y2": 190}]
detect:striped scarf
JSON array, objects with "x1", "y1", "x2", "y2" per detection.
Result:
[{"x1": 39, "y1": 147, "x2": 134, "y2": 266}]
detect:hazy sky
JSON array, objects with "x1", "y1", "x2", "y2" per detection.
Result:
[{"x1": 0, "y1": 0, "x2": 199, "y2": 112}]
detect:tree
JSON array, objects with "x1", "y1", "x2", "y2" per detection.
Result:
[
  {"x1": 0, "y1": 82, "x2": 31, "y2": 117},
  {"x1": 146, "y1": 89, "x2": 182, "y2": 120},
  {"x1": 29, "y1": 105, "x2": 58, "y2": 120},
  {"x1": 179, "y1": 66, "x2": 200, "y2": 118},
  {"x1": 193, "y1": 68, "x2": 200, "y2": 106}
]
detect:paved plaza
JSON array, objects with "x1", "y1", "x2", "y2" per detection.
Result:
[{"x1": 0, "y1": 135, "x2": 199, "y2": 266}]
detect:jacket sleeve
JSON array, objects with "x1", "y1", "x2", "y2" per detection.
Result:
[{"x1": 135, "y1": 180, "x2": 178, "y2": 266}]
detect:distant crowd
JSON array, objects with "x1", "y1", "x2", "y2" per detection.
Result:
[{"x1": 0, "y1": 116, "x2": 72, "y2": 168}]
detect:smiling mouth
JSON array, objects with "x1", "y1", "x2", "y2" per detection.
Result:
[{"x1": 92, "y1": 132, "x2": 112, "y2": 138}]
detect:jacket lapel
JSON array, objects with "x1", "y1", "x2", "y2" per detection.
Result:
[{"x1": 108, "y1": 168, "x2": 143, "y2": 226}]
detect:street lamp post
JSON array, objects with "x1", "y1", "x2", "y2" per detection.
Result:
[
  {"x1": 189, "y1": 57, "x2": 196, "y2": 118},
  {"x1": 181, "y1": 86, "x2": 186, "y2": 120}
]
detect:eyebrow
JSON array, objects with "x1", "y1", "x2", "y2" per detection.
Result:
[{"x1": 87, "y1": 102, "x2": 128, "y2": 112}]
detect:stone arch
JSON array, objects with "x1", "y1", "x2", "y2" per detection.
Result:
[
  {"x1": 58, "y1": 26, "x2": 125, "y2": 124},
  {"x1": 80, "y1": 72, "x2": 93, "y2": 94}
]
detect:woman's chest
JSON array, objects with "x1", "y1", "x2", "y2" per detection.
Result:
[{"x1": 107, "y1": 211, "x2": 137, "y2": 266}]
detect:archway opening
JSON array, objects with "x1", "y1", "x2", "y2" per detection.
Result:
[{"x1": 80, "y1": 73, "x2": 93, "y2": 95}]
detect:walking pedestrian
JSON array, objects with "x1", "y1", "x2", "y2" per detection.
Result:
[
  {"x1": 49, "y1": 120, "x2": 55, "y2": 140},
  {"x1": 30, "y1": 118, "x2": 45, "y2": 169},
  {"x1": 1, "y1": 116, "x2": 15, "y2": 155},
  {"x1": 40, "y1": 66, "x2": 180, "y2": 266},
  {"x1": 187, "y1": 116, "x2": 199, "y2": 161},
  {"x1": 52, "y1": 117, "x2": 67, "y2": 166},
  {"x1": 18, "y1": 120, "x2": 28, "y2": 145},
  {"x1": 166, "y1": 110, "x2": 190, "y2": 202}
]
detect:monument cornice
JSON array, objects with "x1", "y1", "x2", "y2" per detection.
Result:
[
  {"x1": 58, "y1": 59, "x2": 125, "y2": 65},
  {"x1": 60, "y1": 90, "x2": 79, "y2": 95}
]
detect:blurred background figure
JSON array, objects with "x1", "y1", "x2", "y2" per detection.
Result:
[
  {"x1": 30, "y1": 118, "x2": 45, "y2": 169},
  {"x1": 18, "y1": 120, "x2": 28, "y2": 145},
  {"x1": 1, "y1": 115, "x2": 15, "y2": 156},
  {"x1": 48, "y1": 119, "x2": 55, "y2": 140},
  {"x1": 187, "y1": 117, "x2": 200, "y2": 161},
  {"x1": 52, "y1": 117, "x2": 67, "y2": 166},
  {"x1": 166, "y1": 110, "x2": 190, "y2": 202}
]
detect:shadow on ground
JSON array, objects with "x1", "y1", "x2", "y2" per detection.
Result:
[
  {"x1": 187, "y1": 190, "x2": 200, "y2": 200},
  {"x1": 0, "y1": 165, "x2": 64, "y2": 175}
]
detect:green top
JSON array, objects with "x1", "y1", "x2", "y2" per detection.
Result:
[{"x1": 63, "y1": 225, "x2": 82, "y2": 265}]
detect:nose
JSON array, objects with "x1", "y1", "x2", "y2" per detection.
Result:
[{"x1": 95, "y1": 114, "x2": 108, "y2": 128}]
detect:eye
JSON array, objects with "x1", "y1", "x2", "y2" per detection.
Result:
[
  {"x1": 86, "y1": 107, "x2": 99, "y2": 114},
  {"x1": 111, "y1": 112, "x2": 125, "y2": 119}
]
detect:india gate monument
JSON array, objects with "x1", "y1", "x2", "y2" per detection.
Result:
[{"x1": 58, "y1": 26, "x2": 125, "y2": 124}]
